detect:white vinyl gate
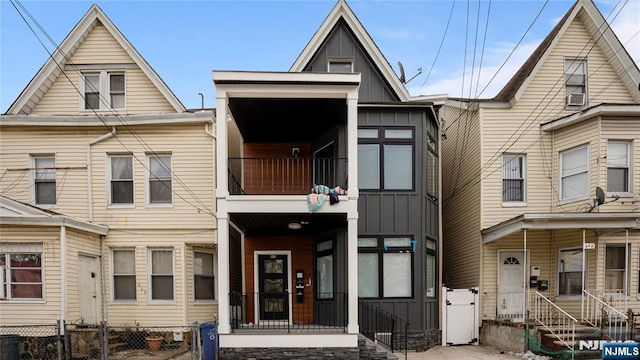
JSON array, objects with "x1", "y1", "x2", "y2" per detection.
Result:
[{"x1": 442, "y1": 287, "x2": 479, "y2": 346}]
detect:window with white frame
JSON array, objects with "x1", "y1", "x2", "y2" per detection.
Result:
[
  {"x1": 0, "y1": 244, "x2": 43, "y2": 300},
  {"x1": 358, "y1": 236, "x2": 413, "y2": 298},
  {"x1": 605, "y1": 244, "x2": 628, "y2": 292},
  {"x1": 33, "y1": 155, "x2": 56, "y2": 205},
  {"x1": 502, "y1": 154, "x2": 525, "y2": 202},
  {"x1": 112, "y1": 249, "x2": 136, "y2": 301},
  {"x1": 150, "y1": 248, "x2": 174, "y2": 301},
  {"x1": 565, "y1": 58, "x2": 586, "y2": 107},
  {"x1": 109, "y1": 155, "x2": 134, "y2": 205},
  {"x1": 328, "y1": 59, "x2": 353, "y2": 73},
  {"x1": 558, "y1": 248, "x2": 583, "y2": 296},
  {"x1": 358, "y1": 127, "x2": 414, "y2": 191},
  {"x1": 559, "y1": 144, "x2": 589, "y2": 201},
  {"x1": 194, "y1": 250, "x2": 215, "y2": 301},
  {"x1": 148, "y1": 154, "x2": 172, "y2": 204},
  {"x1": 607, "y1": 140, "x2": 631, "y2": 193},
  {"x1": 83, "y1": 72, "x2": 125, "y2": 110}
]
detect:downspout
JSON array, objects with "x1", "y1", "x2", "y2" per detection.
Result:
[
  {"x1": 625, "y1": 229, "x2": 629, "y2": 311},
  {"x1": 60, "y1": 225, "x2": 67, "y2": 322},
  {"x1": 87, "y1": 127, "x2": 116, "y2": 222},
  {"x1": 205, "y1": 121, "x2": 216, "y2": 139},
  {"x1": 101, "y1": 235, "x2": 107, "y2": 322},
  {"x1": 581, "y1": 229, "x2": 586, "y2": 319},
  {"x1": 182, "y1": 243, "x2": 188, "y2": 325}
]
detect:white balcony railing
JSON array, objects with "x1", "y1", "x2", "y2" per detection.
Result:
[{"x1": 534, "y1": 291, "x2": 578, "y2": 350}]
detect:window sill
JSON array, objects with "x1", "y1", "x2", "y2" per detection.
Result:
[
  {"x1": 0, "y1": 299, "x2": 46, "y2": 304},
  {"x1": 558, "y1": 195, "x2": 589, "y2": 206},
  {"x1": 110, "y1": 300, "x2": 138, "y2": 305},
  {"x1": 554, "y1": 295, "x2": 582, "y2": 301},
  {"x1": 107, "y1": 204, "x2": 135, "y2": 209},
  {"x1": 148, "y1": 300, "x2": 176, "y2": 305},
  {"x1": 502, "y1": 202, "x2": 528, "y2": 208},
  {"x1": 606, "y1": 192, "x2": 634, "y2": 198},
  {"x1": 145, "y1": 203, "x2": 174, "y2": 208},
  {"x1": 194, "y1": 300, "x2": 217, "y2": 305},
  {"x1": 34, "y1": 204, "x2": 57, "y2": 210}
]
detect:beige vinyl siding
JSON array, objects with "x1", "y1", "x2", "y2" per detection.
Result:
[
  {"x1": 0, "y1": 226, "x2": 61, "y2": 325},
  {"x1": 31, "y1": 22, "x2": 176, "y2": 115},
  {"x1": 598, "y1": 117, "x2": 640, "y2": 211},
  {"x1": 0, "y1": 126, "x2": 97, "y2": 219},
  {"x1": 90, "y1": 124, "x2": 216, "y2": 229},
  {"x1": 550, "y1": 119, "x2": 599, "y2": 212},
  {"x1": 104, "y1": 230, "x2": 216, "y2": 326},
  {"x1": 186, "y1": 244, "x2": 219, "y2": 323},
  {"x1": 441, "y1": 104, "x2": 482, "y2": 288},
  {"x1": 65, "y1": 228, "x2": 102, "y2": 323}
]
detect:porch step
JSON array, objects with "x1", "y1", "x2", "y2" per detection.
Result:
[{"x1": 358, "y1": 335, "x2": 398, "y2": 360}]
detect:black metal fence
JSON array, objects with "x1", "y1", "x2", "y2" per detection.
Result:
[
  {"x1": 230, "y1": 291, "x2": 347, "y2": 333},
  {"x1": 358, "y1": 298, "x2": 409, "y2": 357},
  {"x1": 0, "y1": 321, "x2": 214, "y2": 360}
]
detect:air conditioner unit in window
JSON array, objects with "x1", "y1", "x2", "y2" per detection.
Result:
[{"x1": 566, "y1": 93, "x2": 585, "y2": 106}]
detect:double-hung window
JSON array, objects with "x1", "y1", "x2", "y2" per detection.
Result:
[
  {"x1": 83, "y1": 72, "x2": 125, "y2": 110},
  {"x1": 358, "y1": 127, "x2": 414, "y2": 191},
  {"x1": 605, "y1": 244, "x2": 628, "y2": 293},
  {"x1": 607, "y1": 140, "x2": 631, "y2": 194},
  {"x1": 0, "y1": 244, "x2": 43, "y2": 300},
  {"x1": 148, "y1": 154, "x2": 172, "y2": 204},
  {"x1": 149, "y1": 248, "x2": 174, "y2": 301},
  {"x1": 559, "y1": 144, "x2": 589, "y2": 202},
  {"x1": 558, "y1": 248, "x2": 583, "y2": 296},
  {"x1": 502, "y1": 154, "x2": 526, "y2": 202},
  {"x1": 112, "y1": 249, "x2": 136, "y2": 301},
  {"x1": 109, "y1": 155, "x2": 134, "y2": 205},
  {"x1": 33, "y1": 155, "x2": 56, "y2": 205},
  {"x1": 194, "y1": 250, "x2": 215, "y2": 301},
  {"x1": 565, "y1": 58, "x2": 586, "y2": 107},
  {"x1": 358, "y1": 236, "x2": 413, "y2": 298}
]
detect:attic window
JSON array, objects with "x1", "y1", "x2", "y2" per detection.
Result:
[
  {"x1": 83, "y1": 71, "x2": 125, "y2": 110},
  {"x1": 329, "y1": 59, "x2": 353, "y2": 73},
  {"x1": 564, "y1": 58, "x2": 586, "y2": 107}
]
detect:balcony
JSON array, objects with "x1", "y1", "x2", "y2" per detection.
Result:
[{"x1": 228, "y1": 157, "x2": 348, "y2": 195}]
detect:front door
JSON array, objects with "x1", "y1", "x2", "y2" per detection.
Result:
[
  {"x1": 78, "y1": 255, "x2": 100, "y2": 324},
  {"x1": 497, "y1": 251, "x2": 525, "y2": 319},
  {"x1": 257, "y1": 254, "x2": 289, "y2": 322}
]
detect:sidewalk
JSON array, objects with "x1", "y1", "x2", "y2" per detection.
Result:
[{"x1": 396, "y1": 345, "x2": 549, "y2": 360}]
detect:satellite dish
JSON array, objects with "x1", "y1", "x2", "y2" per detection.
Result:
[
  {"x1": 398, "y1": 61, "x2": 406, "y2": 83},
  {"x1": 595, "y1": 187, "x2": 605, "y2": 206}
]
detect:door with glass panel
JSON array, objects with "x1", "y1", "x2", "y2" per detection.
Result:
[{"x1": 258, "y1": 254, "x2": 289, "y2": 322}]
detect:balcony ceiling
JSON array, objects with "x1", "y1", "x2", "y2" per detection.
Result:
[
  {"x1": 229, "y1": 213, "x2": 347, "y2": 236},
  {"x1": 228, "y1": 98, "x2": 347, "y2": 142}
]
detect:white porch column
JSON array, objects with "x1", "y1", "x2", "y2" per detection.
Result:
[
  {"x1": 347, "y1": 215, "x2": 359, "y2": 333},
  {"x1": 217, "y1": 215, "x2": 231, "y2": 334},
  {"x1": 346, "y1": 94, "x2": 358, "y2": 199},
  {"x1": 216, "y1": 92, "x2": 229, "y2": 198}
]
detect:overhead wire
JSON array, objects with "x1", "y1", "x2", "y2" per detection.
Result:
[
  {"x1": 9, "y1": 0, "x2": 215, "y2": 216},
  {"x1": 419, "y1": 0, "x2": 456, "y2": 91}
]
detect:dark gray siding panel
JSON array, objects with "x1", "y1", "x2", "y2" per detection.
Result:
[{"x1": 304, "y1": 21, "x2": 399, "y2": 103}]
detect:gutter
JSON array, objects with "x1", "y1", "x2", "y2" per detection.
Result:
[{"x1": 87, "y1": 127, "x2": 116, "y2": 222}]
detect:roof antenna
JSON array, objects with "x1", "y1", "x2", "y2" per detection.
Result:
[
  {"x1": 588, "y1": 186, "x2": 619, "y2": 212},
  {"x1": 397, "y1": 61, "x2": 422, "y2": 84},
  {"x1": 198, "y1": 93, "x2": 204, "y2": 111}
]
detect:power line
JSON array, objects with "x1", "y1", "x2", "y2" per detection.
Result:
[{"x1": 419, "y1": 0, "x2": 456, "y2": 91}]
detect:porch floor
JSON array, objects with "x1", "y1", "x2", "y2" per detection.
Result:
[{"x1": 231, "y1": 324, "x2": 346, "y2": 334}]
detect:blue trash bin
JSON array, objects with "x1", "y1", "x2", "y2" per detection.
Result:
[{"x1": 200, "y1": 321, "x2": 218, "y2": 360}]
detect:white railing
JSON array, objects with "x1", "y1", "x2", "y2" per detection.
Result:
[
  {"x1": 582, "y1": 290, "x2": 628, "y2": 341},
  {"x1": 534, "y1": 291, "x2": 578, "y2": 349},
  {"x1": 482, "y1": 291, "x2": 530, "y2": 321},
  {"x1": 591, "y1": 289, "x2": 627, "y2": 315}
]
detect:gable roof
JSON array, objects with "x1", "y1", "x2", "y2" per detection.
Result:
[
  {"x1": 6, "y1": 4, "x2": 185, "y2": 115},
  {"x1": 493, "y1": 0, "x2": 640, "y2": 104},
  {"x1": 0, "y1": 195, "x2": 108, "y2": 235},
  {"x1": 289, "y1": 0, "x2": 410, "y2": 102}
]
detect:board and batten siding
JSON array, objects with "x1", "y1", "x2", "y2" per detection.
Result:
[
  {"x1": 30, "y1": 22, "x2": 176, "y2": 115},
  {"x1": 441, "y1": 104, "x2": 482, "y2": 288},
  {"x1": 65, "y1": 228, "x2": 102, "y2": 322},
  {"x1": 0, "y1": 226, "x2": 62, "y2": 325}
]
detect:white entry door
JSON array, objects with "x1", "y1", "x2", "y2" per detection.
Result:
[
  {"x1": 497, "y1": 251, "x2": 525, "y2": 320},
  {"x1": 78, "y1": 255, "x2": 100, "y2": 324}
]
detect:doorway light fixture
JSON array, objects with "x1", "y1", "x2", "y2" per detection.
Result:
[{"x1": 288, "y1": 222, "x2": 302, "y2": 230}]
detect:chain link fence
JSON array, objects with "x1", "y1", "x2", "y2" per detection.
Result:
[{"x1": 1, "y1": 321, "x2": 207, "y2": 360}]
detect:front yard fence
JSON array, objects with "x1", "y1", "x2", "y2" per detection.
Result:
[{"x1": 1, "y1": 321, "x2": 207, "y2": 360}]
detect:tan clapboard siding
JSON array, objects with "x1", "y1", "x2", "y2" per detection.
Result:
[
  {"x1": 441, "y1": 104, "x2": 482, "y2": 287},
  {"x1": 123, "y1": 69, "x2": 176, "y2": 114},
  {"x1": 0, "y1": 126, "x2": 99, "y2": 219},
  {"x1": 550, "y1": 119, "x2": 599, "y2": 212},
  {"x1": 597, "y1": 118, "x2": 640, "y2": 211},
  {"x1": 90, "y1": 124, "x2": 216, "y2": 229},
  {"x1": 70, "y1": 22, "x2": 132, "y2": 64},
  {"x1": 65, "y1": 228, "x2": 102, "y2": 322},
  {"x1": 104, "y1": 230, "x2": 215, "y2": 326},
  {"x1": 0, "y1": 227, "x2": 62, "y2": 325},
  {"x1": 186, "y1": 244, "x2": 219, "y2": 323},
  {"x1": 31, "y1": 71, "x2": 81, "y2": 114}
]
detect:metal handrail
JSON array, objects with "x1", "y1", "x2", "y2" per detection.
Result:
[
  {"x1": 582, "y1": 290, "x2": 628, "y2": 341},
  {"x1": 534, "y1": 291, "x2": 578, "y2": 350},
  {"x1": 358, "y1": 298, "x2": 408, "y2": 359}
]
